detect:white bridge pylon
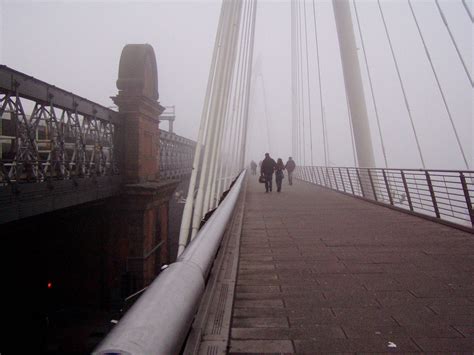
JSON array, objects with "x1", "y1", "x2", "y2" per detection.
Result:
[{"x1": 178, "y1": 0, "x2": 257, "y2": 256}]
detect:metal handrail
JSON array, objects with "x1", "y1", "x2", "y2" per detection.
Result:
[
  {"x1": 93, "y1": 170, "x2": 246, "y2": 355},
  {"x1": 296, "y1": 166, "x2": 474, "y2": 230}
]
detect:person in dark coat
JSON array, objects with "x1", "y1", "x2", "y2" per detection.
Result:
[
  {"x1": 260, "y1": 153, "x2": 277, "y2": 193},
  {"x1": 275, "y1": 158, "x2": 285, "y2": 192},
  {"x1": 285, "y1": 157, "x2": 296, "y2": 185}
]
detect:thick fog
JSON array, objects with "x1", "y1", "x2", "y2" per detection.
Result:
[{"x1": 0, "y1": 0, "x2": 472, "y2": 170}]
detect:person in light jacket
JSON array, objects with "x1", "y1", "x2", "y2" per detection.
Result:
[{"x1": 285, "y1": 157, "x2": 296, "y2": 185}]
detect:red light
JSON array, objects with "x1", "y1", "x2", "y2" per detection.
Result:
[{"x1": 47, "y1": 282, "x2": 52, "y2": 289}]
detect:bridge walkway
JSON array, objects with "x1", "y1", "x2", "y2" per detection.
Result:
[{"x1": 227, "y1": 176, "x2": 473, "y2": 353}]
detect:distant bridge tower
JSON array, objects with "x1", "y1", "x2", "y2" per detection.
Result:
[{"x1": 333, "y1": 0, "x2": 376, "y2": 169}]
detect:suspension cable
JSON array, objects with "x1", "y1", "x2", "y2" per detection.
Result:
[
  {"x1": 435, "y1": 0, "x2": 473, "y2": 87},
  {"x1": 291, "y1": 0, "x2": 297, "y2": 159},
  {"x1": 408, "y1": 0, "x2": 469, "y2": 169},
  {"x1": 177, "y1": 0, "x2": 257, "y2": 243},
  {"x1": 229, "y1": 0, "x2": 254, "y2": 185},
  {"x1": 216, "y1": 0, "x2": 252, "y2": 205},
  {"x1": 291, "y1": 0, "x2": 298, "y2": 159},
  {"x1": 221, "y1": 0, "x2": 256, "y2": 196},
  {"x1": 191, "y1": 0, "x2": 242, "y2": 240},
  {"x1": 297, "y1": 0, "x2": 306, "y2": 164},
  {"x1": 294, "y1": 0, "x2": 300, "y2": 163},
  {"x1": 233, "y1": 0, "x2": 253, "y2": 160},
  {"x1": 238, "y1": 0, "x2": 257, "y2": 170},
  {"x1": 178, "y1": 0, "x2": 228, "y2": 256},
  {"x1": 258, "y1": 74, "x2": 272, "y2": 154},
  {"x1": 462, "y1": 0, "x2": 473, "y2": 22},
  {"x1": 377, "y1": 0, "x2": 426, "y2": 168},
  {"x1": 295, "y1": 0, "x2": 302, "y2": 163},
  {"x1": 353, "y1": 0, "x2": 388, "y2": 168},
  {"x1": 311, "y1": 0, "x2": 328, "y2": 167},
  {"x1": 200, "y1": 3, "x2": 239, "y2": 217},
  {"x1": 303, "y1": 0, "x2": 314, "y2": 165},
  {"x1": 202, "y1": 0, "x2": 244, "y2": 217}
]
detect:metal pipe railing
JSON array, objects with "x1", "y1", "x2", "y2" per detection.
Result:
[
  {"x1": 93, "y1": 170, "x2": 246, "y2": 355},
  {"x1": 296, "y1": 166, "x2": 474, "y2": 230}
]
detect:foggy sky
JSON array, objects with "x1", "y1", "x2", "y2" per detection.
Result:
[{"x1": 0, "y1": 0, "x2": 472, "y2": 170}]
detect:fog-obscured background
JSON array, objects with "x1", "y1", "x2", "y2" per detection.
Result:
[{"x1": 0, "y1": 0, "x2": 471, "y2": 169}]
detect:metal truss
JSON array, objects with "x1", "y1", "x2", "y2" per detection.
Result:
[
  {"x1": 159, "y1": 129, "x2": 196, "y2": 180},
  {"x1": 0, "y1": 65, "x2": 118, "y2": 185},
  {"x1": 0, "y1": 65, "x2": 197, "y2": 186}
]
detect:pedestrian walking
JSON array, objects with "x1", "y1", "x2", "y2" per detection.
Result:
[
  {"x1": 250, "y1": 160, "x2": 257, "y2": 175},
  {"x1": 285, "y1": 157, "x2": 296, "y2": 185},
  {"x1": 260, "y1": 153, "x2": 277, "y2": 193},
  {"x1": 275, "y1": 158, "x2": 285, "y2": 192}
]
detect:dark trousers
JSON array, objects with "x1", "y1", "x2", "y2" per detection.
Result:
[
  {"x1": 264, "y1": 173, "x2": 273, "y2": 192},
  {"x1": 276, "y1": 176, "x2": 283, "y2": 192}
]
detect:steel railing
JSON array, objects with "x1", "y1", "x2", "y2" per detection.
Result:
[
  {"x1": 159, "y1": 129, "x2": 196, "y2": 180},
  {"x1": 296, "y1": 166, "x2": 474, "y2": 230},
  {"x1": 93, "y1": 170, "x2": 246, "y2": 355}
]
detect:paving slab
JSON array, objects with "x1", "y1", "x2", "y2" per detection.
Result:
[{"x1": 229, "y1": 177, "x2": 474, "y2": 353}]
